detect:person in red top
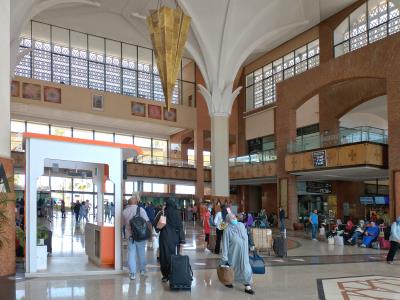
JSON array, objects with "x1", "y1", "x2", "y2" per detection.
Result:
[{"x1": 204, "y1": 206, "x2": 212, "y2": 254}]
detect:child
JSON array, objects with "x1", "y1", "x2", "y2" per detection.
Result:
[{"x1": 204, "y1": 207, "x2": 211, "y2": 253}]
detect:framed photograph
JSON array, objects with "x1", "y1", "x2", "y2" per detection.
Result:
[
  {"x1": 22, "y1": 83, "x2": 41, "y2": 100},
  {"x1": 44, "y1": 86, "x2": 62, "y2": 104},
  {"x1": 163, "y1": 107, "x2": 177, "y2": 122},
  {"x1": 131, "y1": 101, "x2": 146, "y2": 117},
  {"x1": 11, "y1": 81, "x2": 20, "y2": 97},
  {"x1": 148, "y1": 104, "x2": 162, "y2": 120},
  {"x1": 92, "y1": 94, "x2": 104, "y2": 111}
]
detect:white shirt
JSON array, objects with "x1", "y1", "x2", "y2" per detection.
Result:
[{"x1": 214, "y1": 212, "x2": 223, "y2": 230}]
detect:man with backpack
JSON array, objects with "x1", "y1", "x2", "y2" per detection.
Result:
[{"x1": 122, "y1": 192, "x2": 151, "y2": 280}]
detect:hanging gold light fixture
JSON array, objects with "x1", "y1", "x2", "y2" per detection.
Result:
[{"x1": 147, "y1": 2, "x2": 191, "y2": 110}]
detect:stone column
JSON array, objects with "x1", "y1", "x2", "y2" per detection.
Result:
[
  {"x1": 197, "y1": 83, "x2": 242, "y2": 198},
  {"x1": 210, "y1": 114, "x2": 230, "y2": 197},
  {"x1": 95, "y1": 166, "x2": 104, "y2": 225},
  {"x1": 387, "y1": 80, "x2": 400, "y2": 220}
]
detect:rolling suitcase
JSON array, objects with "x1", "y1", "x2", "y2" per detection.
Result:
[
  {"x1": 169, "y1": 254, "x2": 193, "y2": 290},
  {"x1": 273, "y1": 235, "x2": 287, "y2": 258}
]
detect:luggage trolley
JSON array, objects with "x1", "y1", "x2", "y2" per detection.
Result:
[{"x1": 250, "y1": 227, "x2": 273, "y2": 256}]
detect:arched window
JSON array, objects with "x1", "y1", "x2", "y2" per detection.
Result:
[{"x1": 334, "y1": 0, "x2": 400, "y2": 57}]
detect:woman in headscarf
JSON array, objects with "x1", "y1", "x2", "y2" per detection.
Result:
[
  {"x1": 360, "y1": 221, "x2": 379, "y2": 248},
  {"x1": 220, "y1": 213, "x2": 254, "y2": 295},
  {"x1": 154, "y1": 198, "x2": 185, "y2": 282}
]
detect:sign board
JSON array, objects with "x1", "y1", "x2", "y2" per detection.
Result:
[
  {"x1": 306, "y1": 181, "x2": 332, "y2": 194},
  {"x1": 312, "y1": 150, "x2": 327, "y2": 167}
]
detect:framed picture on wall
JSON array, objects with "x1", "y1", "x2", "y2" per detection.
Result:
[
  {"x1": 148, "y1": 104, "x2": 162, "y2": 120},
  {"x1": 44, "y1": 86, "x2": 62, "y2": 104},
  {"x1": 163, "y1": 107, "x2": 177, "y2": 122},
  {"x1": 92, "y1": 94, "x2": 104, "y2": 111},
  {"x1": 11, "y1": 80, "x2": 20, "y2": 97},
  {"x1": 22, "y1": 83, "x2": 41, "y2": 100},
  {"x1": 131, "y1": 101, "x2": 146, "y2": 117}
]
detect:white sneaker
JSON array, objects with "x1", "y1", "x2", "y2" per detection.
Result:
[
  {"x1": 130, "y1": 273, "x2": 136, "y2": 280},
  {"x1": 204, "y1": 248, "x2": 211, "y2": 254},
  {"x1": 312, "y1": 239, "x2": 318, "y2": 241},
  {"x1": 140, "y1": 270, "x2": 147, "y2": 277}
]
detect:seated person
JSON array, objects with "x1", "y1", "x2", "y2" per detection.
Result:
[
  {"x1": 347, "y1": 220, "x2": 365, "y2": 245},
  {"x1": 360, "y1": 221, "x2": 379, "y2": 248}
]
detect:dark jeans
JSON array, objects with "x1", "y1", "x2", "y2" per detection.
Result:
[
  {"x1": 387, "y1": 241, "x2": 399, "y2": 262},
  {"x1": 215, "y1": 228, "x2": 224, "y2": 254},
  {"x1": 74, "y1": 212, "x2": 79, "y2": 223}
]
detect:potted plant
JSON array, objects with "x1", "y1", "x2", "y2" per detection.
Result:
[{"x1": 37, "y1": 225, "x2": 49, "y2": 245}]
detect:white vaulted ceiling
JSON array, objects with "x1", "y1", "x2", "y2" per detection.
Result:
[{"x1": 10, "y1": 0, "x2": 357, "y2": 113}]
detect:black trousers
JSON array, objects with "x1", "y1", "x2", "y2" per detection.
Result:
[
  {"x1": 387, "y1": 241, "x2": 399, "y2": 262},
  {"x1": 215, "y1": 228, "x2": 224, "y2": 254}
]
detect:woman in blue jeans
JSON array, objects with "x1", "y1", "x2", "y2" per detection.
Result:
[{"x1": 310, "y1": 209, "x2": 319, "y2": 240}]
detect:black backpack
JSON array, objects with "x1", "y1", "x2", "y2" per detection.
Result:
[{"x1": 130, "y1": 207, "x2": 151, "y2": 242}]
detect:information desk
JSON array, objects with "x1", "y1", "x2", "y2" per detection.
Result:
[{"x1": 85, "y1": 223, "x2": 115, "y2": 267}]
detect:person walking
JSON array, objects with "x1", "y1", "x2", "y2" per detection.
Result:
[
  {"x1": 310, "y1": 209, "x2": 319, "y2": 241},
  {"x1": 386, "y1": 217, "x2": 400, "y2": 264},
  {"x1": 154, "y1": 198, "x2": 185, "y2": 282},
  {"x1": 123, "y1": 193, "x2": 151, "y2": 280},
  {"x1": 203, "y1": 206, "x2": 212, "y2": 254},
  {"x1": 214, "y1": 205, "x2": 228, "y2": 254},
  {"x1": 73, "y1": 200, "x2": 81, "y2": 224},
  {"x1": 104, "y1": 202, "x2": 111, "y2": 223},
  {"x1": 110, "y1": 202, "x2": 115, "y2": 224},
  {"x1": 279, "y1": 207, "x2": 286, "y2": 233},
  {"x1": 220, "y1": 213, "x2": 255, "y2": 295},
  {"x1": 60, "y1": 200, "x2": 66, "y2": 219}
]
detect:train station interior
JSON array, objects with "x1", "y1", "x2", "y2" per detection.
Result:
[{"x1": 1, "y1": 0, "x2": 400, "y2": 299}]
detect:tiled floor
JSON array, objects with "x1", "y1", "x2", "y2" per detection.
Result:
[{"x1": 10, "y1": 215, "x2": 400, "y2": 299}]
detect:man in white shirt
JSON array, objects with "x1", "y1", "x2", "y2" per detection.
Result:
[
  {"x1": 122, "y1": 192, "x2": 150, "y2": 280},
  {"x1": 214, "y1": 205, "x2": 226, "y2": 254}
]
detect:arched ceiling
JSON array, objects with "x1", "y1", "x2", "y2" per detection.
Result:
[{"x1": 10, "y1": 0, "x2": 356, "y2": 114}]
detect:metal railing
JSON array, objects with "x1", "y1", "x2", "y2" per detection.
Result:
[
  {"x1": 287, "y1": 126, "x2": 388, "y2": 153},
  {"x1": 135, "y1": 155, "x2": 211, "y2": 169},
  {"x1": 229, "y1": 150, "x2": 277, "y2": 166}
]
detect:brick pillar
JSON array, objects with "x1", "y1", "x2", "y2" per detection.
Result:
[
  {"x1": 387, "y1": 80, "x2": 400, "y2": 220},
  {"x1": 276, "y1": 99, "x2": 298, "y2": 226},
  {"x1": 0, "y1": 158, "x2": 15, "y2": 276},
  {"x1": 194, "y1": 128, "x2": 204, "y2": 198}
]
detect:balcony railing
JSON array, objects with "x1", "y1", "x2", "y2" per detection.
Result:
[
  {"x1": 287, "y1": 126, "x2": 388, "y2": 153},
  {"x1": 229, "y1": 150, "x2": 277, "y2": 166},
  {"x1": 135, "y1": 155, "x2": 211, "y2": 169}
]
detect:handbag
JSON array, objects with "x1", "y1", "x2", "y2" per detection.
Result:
[
  {"x1": 157, "y1": 210, "x2": 167, "y2": 230},
  {"x1": 217, "y1": 265, "x2": 234, "y2": 285},
  {"x1": 249, "y1": 250, "x2": 266, "y2": 274}
]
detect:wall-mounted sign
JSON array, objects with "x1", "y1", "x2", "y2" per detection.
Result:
[
  {"x1": 312, "y1": 150, "x2": 327, "y2": 167},
  {"x1": 306, "y1": 181, "x2": 332, "y2": 194}
]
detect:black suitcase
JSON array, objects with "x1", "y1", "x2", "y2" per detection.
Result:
[
  {"x1": 273, "y1": 236, "x2": 287, "y2": 258},
  {"x1": 169, "y1": 254, "x2": 193, "y2": 290}
]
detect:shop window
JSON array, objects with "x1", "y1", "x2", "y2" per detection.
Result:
[
  {"x1": 73, "y1": 128, "x2": 93, "y2": 140},
  {"x1": 143, "y1": 182, "x2": 152, "y2": 192},
  {"x1": 27, "y1": 122, "x2": 49, "y2": 134},
  {"x1": 115, "y1": 134, "x2": 133, "y2": 144},
  {"x1": 51, "y1": 177, "x2": 72, "y2": 191},
  {"x1": 94, "y1": 131, "x2": 114, "y2": 142},
  {"x1": 51, "y1": 126, "x2": 72, "y2": 137},
  {"x1": 153, "y1": 183, "x2": 166, "y2": 193},
  {"x1": 73, "y1": 178, "x2": 93, "y2": 192},
  {"x1": 175, "y1": 184, "x2": 195, "y2": 195}
]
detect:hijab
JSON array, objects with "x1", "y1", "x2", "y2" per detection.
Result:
[
  {"x1": 221, "y1": 205, "x2": 228, "y2": 221},
  {"x1": 165, "y1": 198, "x2": 182, "y2": 228},
  {"x1": 246, "y1": 213, "x2": 254, "y2": 228}
]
